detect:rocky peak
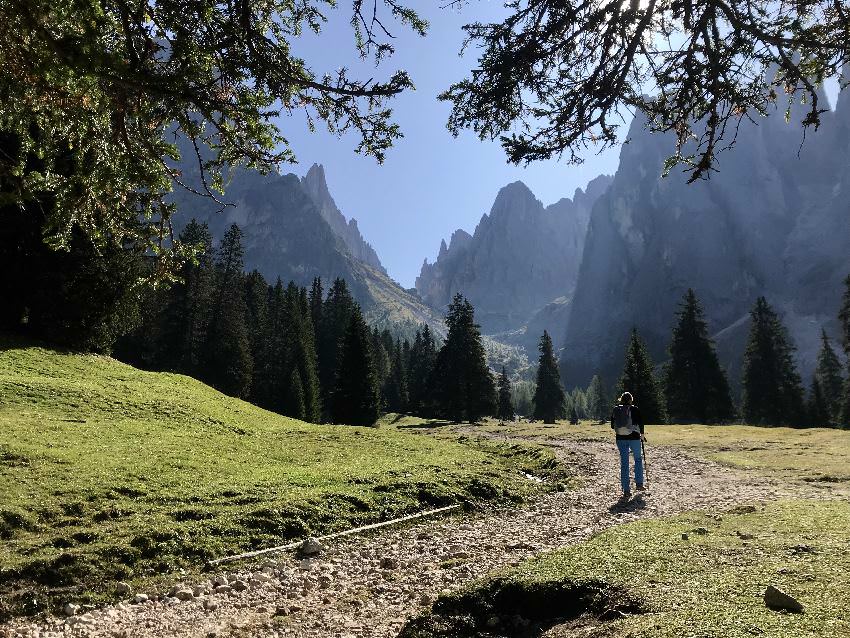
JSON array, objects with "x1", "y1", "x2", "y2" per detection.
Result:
[{"x1": 300, "y1": 164, "x2": 385, "y2": 273}]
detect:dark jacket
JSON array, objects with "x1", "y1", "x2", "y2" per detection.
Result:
[{"x1": 611, "y1": 404, "x2": 644, "y2": 440}]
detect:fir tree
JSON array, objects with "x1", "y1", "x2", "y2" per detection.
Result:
[
  {"x1": 569, "y1": 387, "x2": 587, "y2": 421},
  {"x1": 806, "y1": 376, "x2": 831, "y2": 427},
  {"x1": 512, "y1": 381, "x2": 535, "y2": 417},
  {"x1": 585, "y1": 375, "x2": 610, "y2": 422},
  {"x1": 408, "y1": 325, "x2": 437, "y2": 416},
  {"x1": 204, "y1": 224, "x2": 253, "y2": 398},
  {"x1": 244, "y1": 270, "x2": 270, "y2": 404},
  {"x1": 383, "y1": 339, "x2": 409, "y2": 413},
  {"x1": 155, "y1": 219, "x2": 215, "y2": 375},
  {"x1": 663, "y1": 289, "x2": 734, "y2": 424},
  {"x1": 533, "y1": 330, "x2": 566, "y2": 423},
  {"x1": 319, "y1": 278, "x2": 356, "y2": 417},
  {"x1": 431, "y1": 294, "x2": 496, "y2": 423},
  {"x1": 840, "y1": 276, "x2": 850, "y2": 427},
  {"x1": 618, "y1": 328, "x2": 667, "y2": 424},
  {"x1": 497, "y1": 367, "x2": 515, "y2": 421},
  {"x1": 332, "y1": 311, "x2": 381, "y2": 426},
  {"x1": 285, "y1": 369, "x2": 306, "y2": 421},
  {"x1": 280, "y1": 282, "x2": 321, "y2": 422},
  {"x1": 813, "y1": 329, "x2": 844, "y2": 425},
  {"x1": 741, "y1": 297, "x2": 806, "y2": 427}
]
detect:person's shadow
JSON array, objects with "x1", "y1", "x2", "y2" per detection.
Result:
[{"x1": 608, "y1": 494, "x2": 648, "y2": 513}]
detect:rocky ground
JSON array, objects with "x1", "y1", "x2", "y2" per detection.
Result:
[{"x1": 0, "y1": 435, "x2": 822, "y2": 638}]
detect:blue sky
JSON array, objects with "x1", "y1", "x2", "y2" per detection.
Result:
[{"x1": 280, "y1": 1, "x2": 624, "y2": 288}]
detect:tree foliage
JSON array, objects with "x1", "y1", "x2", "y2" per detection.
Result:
[
  {"x1": 813, "y1": 329, "x2": 845, "y2": 426},
  {"x1": 618, "y1": 328, "x2": 666, "y2": 424},
  {"x1": 585, "y1": 375, "x2": 610, "y2": 423},
  {"x1": 431, "y1": 293, "x2": 496, "y2": 423},
  {"x1": 533, "y1": 330, "x2": 566, "y2": 423},
  {"x1": 442, "y1": 0, "x2": 850, "y2": 181},
  {"x1": 332, "y1": 312, "x2": 381, "y2": 426},
  {"x1": 497, "y1": 366, "x2": 515, "y2": 421},
  {"x1": 741, "y1": 297, "x2": 806, "y2": 427},
  {"x1": 0, "y1": 0, "x2": 425, "y2": 265},
  {"x1": 663, "y1": 289, "x2": 734, "y2": 423}
]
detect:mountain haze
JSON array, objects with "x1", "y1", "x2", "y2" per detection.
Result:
[{"x1": 561, "y1": 97, "x2": 850, "y2": 391}]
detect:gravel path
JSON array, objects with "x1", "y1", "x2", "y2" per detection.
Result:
[{"x1": 1, "y1": 436, "x2": 820, "y2": 638}]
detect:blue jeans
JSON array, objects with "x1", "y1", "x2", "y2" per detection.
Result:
[{"x1": 616, "y1": 438, "x2": 644, "y2": 492}]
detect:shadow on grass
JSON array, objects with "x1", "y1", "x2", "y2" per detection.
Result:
[{"x1": 398, "y1": 419, "x2": 455, "y2": 430}]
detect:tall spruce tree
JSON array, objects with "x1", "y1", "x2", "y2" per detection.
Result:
[
  {"x1": 319, "y1": 278, "x2": 357, "y2": 418},
  {"x1": 431, "y1": 294, "x2": 496, "y2": 423},
  {"x1": 741, "y1": 297, "x2": 806, "y2": 427},
  {"x1": 155, "y1": 219, "x2": 215, "y2": 375},
  {"x1": 384, "y1": 339, "x2": 409, "y2": 414},
  {"x1": 585, "y1": 375, "x2": 610, "y2": 422},
  {"x1": 279, "y1": 282, "x2": 321, "y2": 422},
  {"x1": 663, "y1": 289, "x2": 734, "y2": 424},
  {"x1": 807, "y1": 377, "x2": 831, "y2": 427},
  {"x1": 840, "y1": 276, "x2": 850, "y2": 427},
  {"x1": 497, "y1": 367, "x2": 515, "y2": 421},
  {"x1": 244, "y1": 270, "x2": 270, "y2": 405},
  {"x1": 619, "y1": 329, "x2": 667, "y2": 424},
  {"x1": 204, "y1": 224, "x2": 253, "y2": 398},
  {"x1": 408, "y1": 325, "x2": 437, "y2": 416},
  {"x1": 813, "y1": 329, "x2": 845, "y2": 426},
  {"x1": 332, "y1": 311, "x2": 381, "y2": 426},
  {"x1": 533, "y1": 331, "x2": 567, "y2": 423}
]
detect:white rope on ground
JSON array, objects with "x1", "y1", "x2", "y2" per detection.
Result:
[{"x1": 206, "y1": 503, "x2": 463, "y2": 567}]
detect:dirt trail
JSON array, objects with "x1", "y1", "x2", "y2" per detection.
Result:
[{"x1": 1, "y1": 436, "x2": 823, "y2": 638}]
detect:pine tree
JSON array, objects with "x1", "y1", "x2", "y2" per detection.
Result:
[
  {"x1": 840, "y1": 275, "x2": 850, "y2": 427},
  {"x1": 319, "y1": 278, "x2": 357, "y2": 418},
  {"x1": 278, "y1": 282, "x2": 321, "y2": 422},
  {"x1": 663, "y1": 289, "x2": 734, "y2": 424},
  {"x1": 204, "y1": 224, "x2": 253, "y2": 398},
  {"x1": 569, "y1": 387, "x2": 587, "y2": 421},
  {"x1": 741, "y1": 297, "x2": 806, "y2": 427},
  {"x1": 309, "y1": 277, "x2": 323, "y2": 342},
  {"x1": 619, "y1": 328, "x2": 666, "y2": 424},
  {"x1": 585, "y1": 375, "x2": 610, "y2": 422},
  {"x1": 512, "y1": 381, "x2": 535, "y2": 417},
  {"x1": 806, "y1": 376, "x2": 831, "y2": 427},
  {"x1": 408, "y1": 325, "x2": 437, "y2": 416},
  {"x1": 533, "y1": 331, "x2": 566, "y2": 423},
  {"x1": 332, "y1": 311, "x2": 381, "y2": 426},
  {"x1": 285, "y1": 369, "x2": 306, "y2": 421},
  {"x1": 244, "y1": 270, "x2": 270, "y2": 405},
  {"x1": 384, "y1": 339, "x2": 409, "y2": 414},
  {"x1": 431, "y1": 294, "x2": 496, "y2": 423},
  {"x1": 156, "y1": 219, "x2": 215, "y2": 375},
  {"x1": 497, "y1": 367, "x2": 515, "y2": 420},
  {"x1": 813, "y1": 329, "x2": 845, "y2": 425}
]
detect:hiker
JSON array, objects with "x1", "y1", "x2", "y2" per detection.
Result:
[{"x1": 611, "y1": 391, "x2": 645, "y2": 497}]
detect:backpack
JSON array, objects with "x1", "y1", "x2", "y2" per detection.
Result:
[{"x1": 612, "y1": 404, "x2": 636, "y2": 436}]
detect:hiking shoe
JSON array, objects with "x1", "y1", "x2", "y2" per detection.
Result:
[{"x1": 621, "y1": 491, "x2": 632, "y2": 499}]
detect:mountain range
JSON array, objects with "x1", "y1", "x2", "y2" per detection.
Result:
[
  {"x1": 171, "y1": 93, "x2": 850, "y2": 394},
  {"x1": 169, "y1": 150, "x2": 529, "y2": 373},
  {"x1": 416, "y1": 95, "x2": 850, "y2": 392}
]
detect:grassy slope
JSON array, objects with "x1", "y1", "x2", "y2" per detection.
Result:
[
  {"x1": 404, "y1": 421, "x2": 850, "y2": 637},
  {"x1": 0, "y1": 340, "x2": 561, "y2": 618},
  {"x1": 404, "y1": 501, "x2": 850, "y2": 638}
]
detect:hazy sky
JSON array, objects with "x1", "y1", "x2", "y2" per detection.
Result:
[{"x1": 280, "y1": 2, "x2": 625, "y2": 288}]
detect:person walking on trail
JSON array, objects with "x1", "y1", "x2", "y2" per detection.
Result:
[{"x1": 611, "y1": 391, "x2": 646, "y2": 498}]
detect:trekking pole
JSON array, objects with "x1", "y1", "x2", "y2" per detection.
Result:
[{"x1": 641, "y1": 437, "x2": 649, "y2": 485}]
